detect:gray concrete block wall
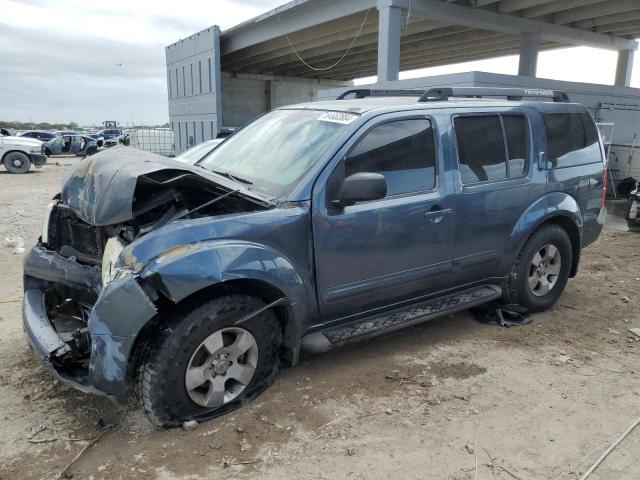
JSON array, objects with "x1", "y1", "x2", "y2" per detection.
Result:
[{"x1": 220, "y1": 73, "x2": 350, "y2": 128}]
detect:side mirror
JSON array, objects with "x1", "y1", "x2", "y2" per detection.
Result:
[{"x1": 335, "y1": 172, "x2": 387, "y2": 207}]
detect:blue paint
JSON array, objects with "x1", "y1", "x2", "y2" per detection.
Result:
[{"x1": 22, "y1": 97, "x2": 606, "y2": 404}]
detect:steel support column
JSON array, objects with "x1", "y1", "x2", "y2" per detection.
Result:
[
  {"x1": 518, "y1": 32, "x2": 540, "y2": 77},
  {"x1": 615, "y1": 49, "x2": 635, "y2": 87},
  {"x1": 377, "y1": 0, "x2": 409, "y2": 82}
]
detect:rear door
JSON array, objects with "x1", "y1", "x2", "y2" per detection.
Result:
[
  {"x1": 312, "y1": 112, "x2": 455, "y2": 320},
  {"x1": 450, "y1": 108, "x2": 542, "y2": 284},
  {"x1": 70, "y1": 136, "x2": 83, "y2": 154}
]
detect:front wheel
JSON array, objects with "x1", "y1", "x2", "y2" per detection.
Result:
[
  {"x1": 4, "y1": 152, "x2": 31, "y2": 174},
  {"x1": 503, "y1": 225, "x2": 572, "y2": 312},
  {"x1": 136, "y1": 293, "x2": 282, "y2": 427}
]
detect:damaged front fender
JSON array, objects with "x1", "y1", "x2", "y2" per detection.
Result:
[
  {"x1": 137, "y1": 240, "x2": 310, "y2": 360},
  {"x1": 87, "y1": 274, "x2": 158, "y2": 401},
  {"x1": 139, "y1": 240, "x2": 307, "y2": 308}
]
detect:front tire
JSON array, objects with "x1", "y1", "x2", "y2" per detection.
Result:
[
  {"x1": 503, "y1": 225, "x2": 572, "y2": 312},
  {"x1": 4, "y1": 152, "x2": 31, "y2": 174},
  {"x1": 136, "y1": 293, "x2": 282, "y2": 427}
]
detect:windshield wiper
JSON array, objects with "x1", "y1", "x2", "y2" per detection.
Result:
[
  {"x1": 193, "y1": 164, "x2": 277, "y2": 207},
  {"x1": 210, "y1": 169, "x2": 254, "y2": 186}
]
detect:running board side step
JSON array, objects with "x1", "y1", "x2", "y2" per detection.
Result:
[{"x1": 301, "y1": 285, "x2": 502, "y2": 354}]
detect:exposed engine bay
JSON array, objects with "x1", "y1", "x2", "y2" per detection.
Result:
[{"x1": 47, "y1": 169, "x2": 269, "y2": 266}]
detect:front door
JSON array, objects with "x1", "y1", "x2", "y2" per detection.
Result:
[{"x1": 313, "y1": 114, "x2": 454, "y2": 321}]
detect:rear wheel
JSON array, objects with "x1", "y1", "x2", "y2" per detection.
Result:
[
  {"x1": 4, "y1": 152, "x2": 31, "y2": 174},
  {"x1": 504, "y1": 225, "x2": 572, "y2": 312},
  {"x1": 136, "y1": 293, "x2": 282, "y2": 427}
]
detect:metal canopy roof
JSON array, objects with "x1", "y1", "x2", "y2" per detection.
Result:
[{"x1": 218, "y1": 0, "x2": 640, "y2": 81}]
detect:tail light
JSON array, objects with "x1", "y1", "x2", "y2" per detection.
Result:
[{"x1": 601, "y1": 166, "x2": 608, "y2": 208}]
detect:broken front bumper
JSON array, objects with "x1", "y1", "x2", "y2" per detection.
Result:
[
  {"x1": 30, "y1": 153, "x2": 47, "y2": 167},
  {"x1": 22, "y1": 246, "x2": 157, "y2": 404}
]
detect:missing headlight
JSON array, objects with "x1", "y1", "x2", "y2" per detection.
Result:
[{"x1": 101, "y1": 237, "x2": 125, "y2": 286}]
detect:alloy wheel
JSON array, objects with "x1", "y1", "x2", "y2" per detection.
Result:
[
  {"x1": 184, "y1": 327, "x2": 258, "y2": 408},
  {"x1": 528, "y1": 244, "x2": 562, "y2": 297}
]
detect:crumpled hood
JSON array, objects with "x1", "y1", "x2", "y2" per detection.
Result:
[{"x1": 60, "y1": 146, "x2": 235, "y2": 226}]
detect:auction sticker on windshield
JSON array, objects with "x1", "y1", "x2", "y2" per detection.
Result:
[{"x1": 318, "y1": 112, "x2": 359, "y2": 125}]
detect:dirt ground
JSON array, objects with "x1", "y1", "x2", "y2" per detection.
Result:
[{"x1": 1, "y1": 159, "x2": 640, "y2": 480}]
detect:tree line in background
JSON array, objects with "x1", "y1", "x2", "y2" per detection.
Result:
[{"x1": 0, "y1": 121, "x2": 170, "y2": 131}]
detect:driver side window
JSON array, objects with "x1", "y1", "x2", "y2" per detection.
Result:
[{"x1": 345, "y1": 118, "x2": 437, "y2": 197}]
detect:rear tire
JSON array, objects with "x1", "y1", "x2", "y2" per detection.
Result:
[
  {"x1": 503, "y1": 225, "x2": 572, "y2": 312},
  {"x1": 4, "y1": 152, "x2": 31, "y2": 174},
  {"x1": 136, "y1": 293, "x2": 282, "y2": 428}
]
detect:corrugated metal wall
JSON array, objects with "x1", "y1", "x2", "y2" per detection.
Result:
[{"x1": 166, "y1": 26, "x2": 222, "y2": 153}]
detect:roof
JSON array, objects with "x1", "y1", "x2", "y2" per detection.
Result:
[
  {"x1": 280, "y1": 96, "x2": 581, "y2": 115},
  {"x1": 219, "y1": 0, "x2": 640, "y2": 81}
]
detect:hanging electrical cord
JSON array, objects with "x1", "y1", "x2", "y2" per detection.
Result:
[{"x1": 278, "y1": 8, "x2": 371, "y2": 72}]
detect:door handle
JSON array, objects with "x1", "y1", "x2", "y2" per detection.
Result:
[{"x1": 424, "y1": 208, "x2": 452, "y2": 223}]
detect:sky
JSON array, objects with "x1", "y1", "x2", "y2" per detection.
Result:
[{"x1": 1, "y1": 0, "x2": 639, "y2": 127}]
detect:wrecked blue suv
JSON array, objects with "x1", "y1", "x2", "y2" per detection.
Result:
[{"x1": 22, "y1": 87, "x2": 606, "y2": 426}]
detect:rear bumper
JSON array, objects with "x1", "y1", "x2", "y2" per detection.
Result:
[
  {"x1": 582, "y1": 206, "x2": 607, "y2": 248},
  {"x1": 29, "y1": 153, "x2": 47, "y2": 167},
  {"x1": 22, "y1": 246, "x2": 157, "y2": 404}
]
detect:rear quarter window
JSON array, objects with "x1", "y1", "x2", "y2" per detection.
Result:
[{"x1": 543, "y1": 112, "x2": 602, "y2": 168}]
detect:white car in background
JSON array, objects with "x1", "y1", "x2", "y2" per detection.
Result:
[
  {"x1": 174, "y1": 138, "x2": 225, "y2": 164},
  {"x1": 0, "y1": 131, "x2": 47, "y2": 174}
]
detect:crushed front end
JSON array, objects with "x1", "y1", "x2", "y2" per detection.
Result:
[
  {"x1": 22, "y1": 203, "x2": 157, "y2": 403},
  {"x1": 21, "y1": 147, "x2": 272, "y2": 403}
]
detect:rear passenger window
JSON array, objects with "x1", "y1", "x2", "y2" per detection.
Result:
[
  {"x1": 454, "y1": 114, "x2": 529, "y2": 185},
  {"x1": 543, "y1": 112, "x2": 601, "y2": 168},
  {"x1": 503, "y1": 116, "x2": 528, "y2": 177},
  {"x1": 346, "y1": 119, "x2": 437, "y2": 196}
]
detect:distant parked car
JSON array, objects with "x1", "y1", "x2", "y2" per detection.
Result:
[
  {"x1": 100, "y1": 129, "x2": 124, "y2": 147},
  {"x1": 86, "y1": 133, "x2": 105, "y2": 148},
  {"x1": 1, "y1": 128, "x2": 13, "y2": 136},
  {"x1": 53, "y1": 131, "x2": 80, "y2": 137},
  {"x1": 43, "y1": 135, "x2": 98, "y2": 157},
  {"x1": 175, "y1": 139, "x2": 224, "y2": 164},
  {"x1": 20, "y1": 131, "x2": 56, "y2": 142},
  {"x1": 0, "y1": 134, "x2": 46, "y2": 173}
]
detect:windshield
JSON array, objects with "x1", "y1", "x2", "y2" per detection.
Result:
[
  {"x1": 177, "y1": 140, "x2": 221, "y2": 164},
  {"x1": 199, "y1": 109, "x2": 355, "y2": 198}
]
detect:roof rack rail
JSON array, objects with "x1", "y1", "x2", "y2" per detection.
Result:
[
  {"x1": 337, "y1": 89, "x2": 425, "y2": 100},
  {"x1": 418, "y1": 87, "x2": 569, "y2": 103}
]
